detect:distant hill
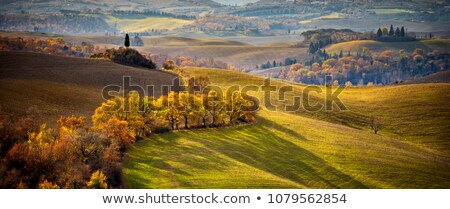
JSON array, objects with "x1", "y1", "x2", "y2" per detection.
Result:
[
  {"x1": 325, "y1": 39, "x2": 450, "y2": 54},
  {"x1": 404, "y1": 70, "x2": 450, "y2": 84},
  {"x1": 0, "y1": 0, "x2": 223, "y2": 13},
  {"x1": 0, "y1": 51, "x2": 178, "y2": 126}
]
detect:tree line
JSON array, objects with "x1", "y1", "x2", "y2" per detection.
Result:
[
  {"x1": 0, "y1": 36, "x2": 101, "y2": 58},
  {"x1": 0, "y1": 77, "x2": 259, "y2": 188},
  {"x1": 276, "y1": 48, "x2": 450, "y2": 85},
  {"x1": 112, "y1": 10, "x2": 196, "y2": 20}
]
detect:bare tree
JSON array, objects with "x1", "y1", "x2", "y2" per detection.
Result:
[{"x1": 370, "y1": 116, "x2": 384, "y2": 134}]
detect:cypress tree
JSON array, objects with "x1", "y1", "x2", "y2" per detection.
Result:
[
  {"x1": 400, "y1": 27, "x2": 405, "y2": 37},
  {"x1": 377, "y1": 28, "x2": 382, "y2": 37},
  {"x1": 124, "y1": 33, "x2": 130, "y2": 47},
  {"x1": 389, "y1": 25, "x2": 394, "y2": 36}
]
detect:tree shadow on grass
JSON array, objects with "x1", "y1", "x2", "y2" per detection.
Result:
[{"x1": 125, "y1": 118, "x2": 368, "y2": 188}]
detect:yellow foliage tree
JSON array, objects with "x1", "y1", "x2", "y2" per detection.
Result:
[
  {"x1": 58, "y1": 115, "x2": 86, "y2": 137},
  {"x1": 87, "y1": 170, "x2": 108, "y2": 189},
  {"x1": 28, "y1": 124, "x2": 55, "y2": 148},
  {"x1": 39, "y1": 180, "x2": 60, "y2": 189},
  {"x1": 105, "y1": 118, "x2": 135, "y2": 151}
]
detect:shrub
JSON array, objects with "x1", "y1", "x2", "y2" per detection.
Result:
[
  {"x1": 91, "y1": 47, "x2": 156, "y2": 69},
  {"x1": 151, "y1": 124, "x2": 172, "y2": 134}
]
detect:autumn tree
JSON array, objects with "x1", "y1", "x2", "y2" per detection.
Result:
[
  {"x1": 163, "y1": 59, "x2": 177, "y2": 70},
  {"x1": 39, "y1": 180, "x2": 60, "y2": 189},
  {"x1": 205, "y1": 89, "x2": 225, "y2": 126},
  {"x1": 155, "y1": 92, "x2": 181, "y2": 130},
  {"x1": 381, "y1": 28, "x2": 388, "y2": 36},
  {"x1": 224, "y1": 90, "x2": 245, "y2": 125},
  {"x1": 58, "y1": 115, "x2": 86, "y2": 137},
  {"x1": 370, "y1": 116, "x2": 385, "y2": 134},
  {"x1": 92, "y1": 92, "x2": 146, "y2": 137},
  {"x1": 87, "y1": 170, "x2": 108, "y2": 189},
  {"x1": 179, "y1": 92, "x2": 196, "y2": 129},
  {"x1": 104, "y1": 118, "x2": 135, "y2": 151}
]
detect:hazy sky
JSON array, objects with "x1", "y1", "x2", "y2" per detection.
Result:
[{"x1": 211, "y1": 0, "x2": 259, "y2": 6}]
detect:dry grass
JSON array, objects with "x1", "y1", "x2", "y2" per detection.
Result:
[{"x1": 0, "y1": 51, "x2": 178, "y2": 125}]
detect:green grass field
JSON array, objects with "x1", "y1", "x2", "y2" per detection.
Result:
[{"x1": 123, "y1": 67, "x2": 450, "y2": 188}]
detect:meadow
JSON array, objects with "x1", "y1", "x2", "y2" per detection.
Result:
[
  {"x1": 123, "y1": 67, "x2": 450, "y2": 188},
  {"x1": 103, "y1": 15, "x2": 194, "y2": 32},
  {"x1": 1, "y1": 37, "x2": 449, "y2": 189}
]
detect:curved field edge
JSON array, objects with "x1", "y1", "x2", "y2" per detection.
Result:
[
  {"x1": 123, "y1": 67, "x2": 450, "y2": 189},
  {"x1": 123, "y1": 109, "x2": 450, "y2": 188}
]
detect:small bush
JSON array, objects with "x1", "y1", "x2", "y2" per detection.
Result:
[
  {"x1": 152, "y1": 125, "x2": 172, "y2": 134},
  {"x1": 91, "y1": 47, "x2": 156, "y2": 69}
]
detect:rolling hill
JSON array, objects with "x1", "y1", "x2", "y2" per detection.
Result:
[
  {"x1": 0, "y1": 51, "x2": 178, "y2": 126},
  {"x1": 0, "y1": 51, "x2": 449, "y2": 189},
  {"x1": 325, "y1": 39, "x2": 450, "y2": 54},
  {"x1": 124, "y1": 67, "x2": 450, "y2": 189}
]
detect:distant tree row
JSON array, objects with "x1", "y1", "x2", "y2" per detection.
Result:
[
  {"x1": 375, "y1": 25, "x2": 417, "y2": 42},
  {"x1": 0, "y1": 13, "x2": 111, "y2": 34},
  {"x1": 257, "y1": 58, "x2": 297, "y2": 69},
  {"x1": 275, "y1": 48, "x2": 450, "y2": 85},
  {"x1": 376, "y1": 25, "x2": 406, "y2": 38},
  {"x1": 0, "y1": 36, "x2": 101, "y2": 57},
  {"x1": 112, "y1": 10, "x2": 196, "y2": 20}
]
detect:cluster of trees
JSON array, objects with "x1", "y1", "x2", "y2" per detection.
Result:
[
  {"x1": 183, "y1": 15, "x2": 270, "y2": 35},
  {"x1": 0, "y1": 86, "x2": 259, "y2": 188},
  {"x1": 0, "y1": 13, "x2": 111, "y2": 34},
  {"x1": 148, "y1": 54, "x2": 230, "y2": 70},
  {"x1": 257, "y1": 58, "x2": 298, "y2": 70},
  {"x1": 0, "y1": 71, "x2": 259, "y2": 188},
  {"x1": 0, "y1": 36, "x2": 100, "y2": 57},
  {"x1": 276, "y1": 48, "x2": 450, "y2": 85},
  {"x1": 112, "y1": 10, "x2": 196, "y2": 20},
  {"x1": 375, "y1": 25, "x2": 415, "y2": 42},
  {"x1": 303, "y1": 29, "x2": 369, "y2": 54},
  {"x1": 376, "y1": 25, "x2": 406, "y2": 38},
  {"x1": 91, "y1": 47, "x2": 156, "y2": 69},
  {"x1": 0, "y1": 108, "x2": 123, "y2": 188},
  {"x1": 94, "y1": 89, "x2": 258, "y2": 136}
]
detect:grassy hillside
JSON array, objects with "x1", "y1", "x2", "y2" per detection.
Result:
[
  {"x1": 124, "y1": 67, "x2": 450, "y2": 188},
  {"x1": 104, "y1": 15, "x2": 194, "y2": 32},
  {"x1": 404, "y1": 70, "x2": 450, "y2": 84},
  {"x1": 137, "y1": 45, "x2": 307, "y2": 69},
  {"x1": 183, "y1": 68, "x2": 450, "y2": 151},
  {"x1": 0, "y1": 51, "x2": 178, "y2": 126},
  {"x1": 325, "y1": 39, "x2": 450, "y2": 54}
]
